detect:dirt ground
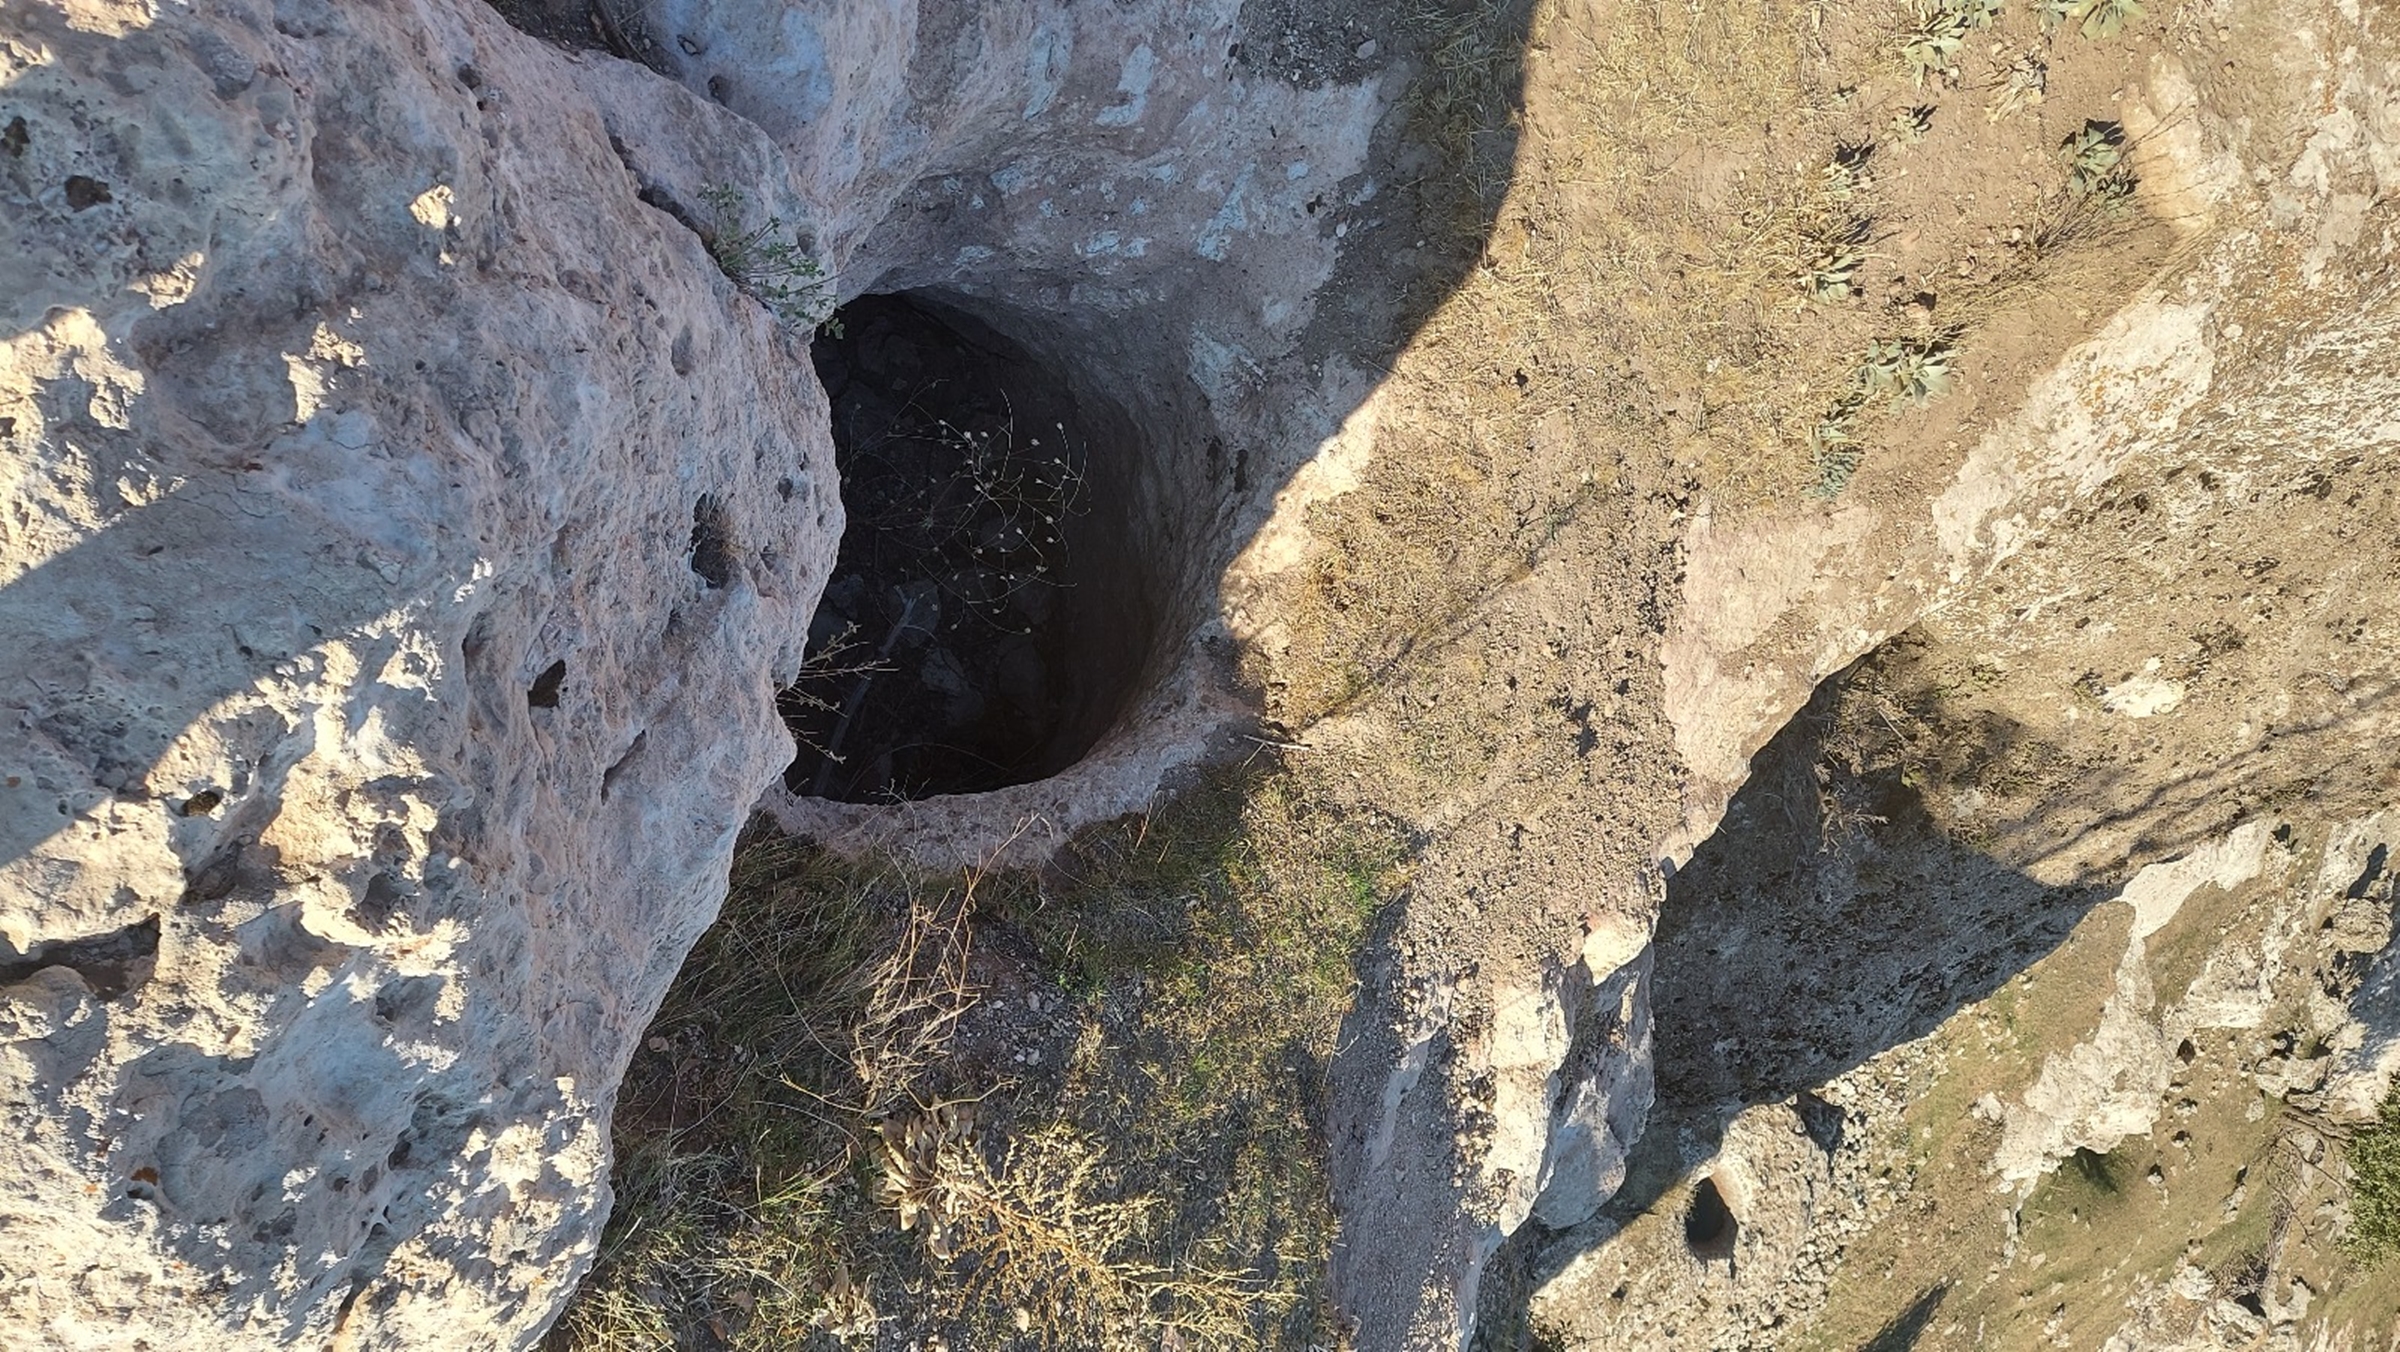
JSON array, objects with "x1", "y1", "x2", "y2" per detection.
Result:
[{"x1": 1236, "y1": 0, "x2": 2273, "y2": 1338}]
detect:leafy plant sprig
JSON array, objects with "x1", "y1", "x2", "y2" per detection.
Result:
[
  {"x1": 1808, "y1": 334, "x2": 1961, "y2": 497},
  {"x1": 2061, "y1": 122, "x2": 2133, "y2": 200},
  {"x1": 1859, "y1": 336, "x2": 1956, "y2": 403},
  {"x1": 1902, "y1": 26, "x2": 1965, "y2": 85},
  {"x1": 1809, "y1": 404, "x2": 1865, "y2": 497},
  {"x1": 1899, "y1": 0, "x2": 2002, "y2": 85},
  {"x1": 2031, "y1": 0, "x2": 2144, "y2": 38},
  {"x1": 2032, "y1": 0, "x2": 2084, "y2": 30},
  {"x1": 1783, "y1": 153, "x2": 1875, "y2": 304},
  {"x1": 700, "y1": 183, "x2": 841, "y2": 335},
  {"x1": 1800, "y1": 225, "x2": 1872, "y2": 301},
  {"x1": 2078, "y1": 0, "x2": 2144, "y2": 39}
]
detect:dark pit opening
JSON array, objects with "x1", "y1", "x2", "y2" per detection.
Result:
[
  {"x1": 784, "y1": 292, "x2": 1153, "y2": 802},
  {"x1": 1682, "y1": 1175, "x2": 1737, "y2": 1259}
]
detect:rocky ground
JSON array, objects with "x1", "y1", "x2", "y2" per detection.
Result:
[{"x1": 4, "y1": 0, "x2": 2396, "y2": 1349}]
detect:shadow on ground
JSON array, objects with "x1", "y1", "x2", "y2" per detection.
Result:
[
  {"x1": 1473, "y1": 660, "x2": 2120, "y2": 1348},
  {"x1": 1632, "y1": 676, "x2": 2115, "y2": 1159},
  {"x1": 1860, "y1": 1282, "x2": 1951, "y2": 1352}
]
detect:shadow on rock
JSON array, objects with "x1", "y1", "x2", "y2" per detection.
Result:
[
  {"x1": 1859, "y1": 1282, "x2": 1950, "y2": 1352},
  {"x1": 1633, "y1": 677, "x2": 2116, "y2": 1165},
  {"x1": 1478, "y1": 658, "x2": 2118, "y2": 1346}
]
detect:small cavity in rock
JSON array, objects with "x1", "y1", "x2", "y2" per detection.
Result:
[{"x1": 1683, "y1": 1175, "x2": 1738, "y2": 1259}]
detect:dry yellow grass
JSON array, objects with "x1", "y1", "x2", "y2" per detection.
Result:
[{"x1": 551, "y1": 765, "x2": 1409, "y2": 1352}]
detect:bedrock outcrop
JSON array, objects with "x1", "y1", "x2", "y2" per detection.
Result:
[
  {"x1": 1, "y1": 0, "x2": 1451, "y2": 1345},
  {"x1": 2, "y1": 2, "x2": 843, "y2": 1345},
  {"x1": 1507, "y1": 0, "x2": 2400, "y2": 1340},
  {"x1": 8, "y1": 0, "x2": 2398, "y2": 1348}
]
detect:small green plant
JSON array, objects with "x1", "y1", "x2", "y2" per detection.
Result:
[
  {"x1": 2078, "y1": 0, "x2": 2143, "y2": 38},
  {"x1": 1819, "y1": 151, "x2": 1868, "y2": 202},
  {"x1": 700, "y1": 183, "x2": 840, "y2": 333},
  {"x1": 1770, "y1": 152, "x2": 1875, "y2": 303},
  {"x1": 1859, "y1": 336, "x2": 1956, "y2": 402},
  {"x1": 1799, "y1": 227, "x2": 1871, "y2": 300},
  {"x1": 1899, "y1": 0, "x2": 2001, "y2": 85},
  {"x1": 1889, "y1": 105, "x2": 1934, "y2": 144},
  {"x1": 1901, "y1": 26, "x2": 1964, "y2": 85},
  {"x1": 1807, "y1": 334, "x2": 1958, "y2": 497},
  {"x1": 2061, "y1": 121, "x2": 2133, "y2": 199},
  {"x1": 1809, "y1": 405, "x2": 1865, "y2": 497},
  {"x1": 2346, "y1": 1086, "x2": 2400, "y2": 1259},
  {"x1": 2031, "y1": 0, "x2": 2084, "y2": 30},
  {"x1": 1990, "y1": 50, "x2": 2047, "y2": 120},
  {"x1": 2030, "y1": 0, "x2": 2143, "y2": 36}
]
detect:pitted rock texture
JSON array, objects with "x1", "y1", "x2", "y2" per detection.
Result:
[
  {"x1": 0, "y1": 0, "x2": 1460, "y2": 1345},
  {"x1": 2, "y1": 2, "x2": 845, "y2": 1346}
]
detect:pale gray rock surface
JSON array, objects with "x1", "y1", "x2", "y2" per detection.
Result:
[
  {"x1": 0, "y1": 0, "x2": 1455, "y2": 1346},
  {"x1": 1, "y1": 2, "x2": 836, "y2": 1345}
]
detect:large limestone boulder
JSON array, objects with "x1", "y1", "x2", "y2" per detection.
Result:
[
  {"x1": 1, "y1": 2, "x2": 837, "y2": 1344},
  {"x1": 1, "y1": 0, "x2": 1438, "y2": 1344}
]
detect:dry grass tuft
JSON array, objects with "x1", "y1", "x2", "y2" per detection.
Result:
[
  {"x1": 875, "y1": 1104, "x2": 1277, "y2": 1344},
  {"x1": 550, "y1": 833, "x2": 967, "y2": 1351},
  {"x1": 1396, "y1": 0, "x2": 1540, "y2": 258},
  {"x1": 554, "y1": 766, "x2": 1408, "y2": 1352},
  {"x1": 999, "y1": 768, "x2": 1415, "y2": 1347}
]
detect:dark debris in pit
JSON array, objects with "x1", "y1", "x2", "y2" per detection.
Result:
[{"x1": 784, "y1": 296, "x2": 1094, "y2": 803}]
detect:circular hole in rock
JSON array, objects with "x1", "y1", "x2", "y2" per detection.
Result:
[
  {"x1": 1683, "y1": 1175, "x2": 1738, "y2": 1259},
  {"x1": 783, "y1": 292, "x2": 1155, "y2": 802}
]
